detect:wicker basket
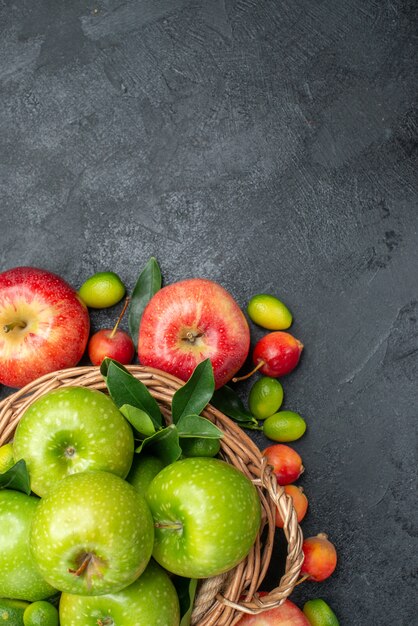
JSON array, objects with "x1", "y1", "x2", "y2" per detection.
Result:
[{"x1": 0, "y1": 365, "x2": 304, "y2": 626}]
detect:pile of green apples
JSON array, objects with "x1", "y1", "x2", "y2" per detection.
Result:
[{"x1": 1, "y1": 380, "x2": 262, "y2": 626}]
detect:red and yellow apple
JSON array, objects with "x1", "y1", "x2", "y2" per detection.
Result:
[
  {"x1": 0, "y1": 267, "x2": 90, "y2": 388},
  {"x1": 138, "y1": 278, "x2": 250, "y2": 389}
]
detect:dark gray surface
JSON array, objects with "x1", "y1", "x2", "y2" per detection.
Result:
[{"x1": 1, "y1": 1, "x2": 417, "y2": 623}]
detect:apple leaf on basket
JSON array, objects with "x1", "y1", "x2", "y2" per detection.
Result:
[
  {"x1": 128, "y1": 256, "x2": 162, "y2": 350},
  {"x1": 119, "y1": 404, "x2": 156, "y2": 437},
  {"x1": 102, "y1": 358, "x2": 162, "y2": 428},
  {"x1": 212, "y1": 385, "x2": 260, "y2": 429},
  {"x1": 135, "y1": 425, "x2": 182, "y2": 465},
  {"x1": 171, "y1": 358, "x2": 215, "y2": 423},
  {"x1": 176, "y1": 414, "x2": 223, "y2": 439},
  {"x1": 0, "y1": 459, "x2": 31, "y2": 495},
  {"x1": 102, "y1": 358, "x2": 222, "y2": 460}
]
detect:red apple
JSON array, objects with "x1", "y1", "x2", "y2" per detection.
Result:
[
  {"x1": 0, "y1": 267, "x2": 90, "y2": 388},
  {"x1": 138, "y1": 278, "x2": 250, "y2": 389},
  {"x1": 235, "y1": 599, "x2": 310, "y2": 625}
]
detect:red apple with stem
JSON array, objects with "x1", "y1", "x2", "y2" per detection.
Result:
[
  {"x1": 0, "y1": 267, "x2": 90, "y2": 388},
  {"x1": 88, "y1": 298, "x2": 135, "y2": 366},
  {"x1": 138, "y1": 278, "x2": 250, "y2": 389}
]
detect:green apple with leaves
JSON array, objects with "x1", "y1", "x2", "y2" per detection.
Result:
[
  {"x1": 146, "y1": 457, "x2": 262, "y2": 578},
  {"x1": 13, "y1": 386, "x2": 134, "y2": 497},
  {"x1": 59, "y1": 559, "x2": 180, "y2": 626},
  {"x1": 0, "y1": 490, "x2": 56, "y2": 601},
  {"x1": 30, "y1": 470, "x2": 154, "y2": 596}
]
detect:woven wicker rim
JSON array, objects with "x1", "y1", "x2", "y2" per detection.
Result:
[{"x1": 0, "y1": 365, "x2": 304, "y2": 626}]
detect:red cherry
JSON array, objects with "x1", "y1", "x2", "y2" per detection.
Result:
[
  {"x1": 233, "y1": 332, "x2": 303, "y2": 382},
  {"x1": 88, "y1": 298, "x2": 135, "y2": 366},
  {"x1": 88, "y1": 328, "x2": 134, "y2": 365},
  {"x1": 275, "y1": 485, "x2": 308, "y2": 528},
  {"x1": 262, "y1": 444, "x2": 304, "y2": 485},
  {"x1": 301, "y1": 533, "x2": 337, "y2": 582}
]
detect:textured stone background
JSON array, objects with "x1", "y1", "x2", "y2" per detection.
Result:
[{"x1": 1, "y1": 1, "x2": 417, "y2": 623}]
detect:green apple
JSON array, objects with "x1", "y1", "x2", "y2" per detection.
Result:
[
  {"x1": 59, "y1": 559, "x2": 180, "y2": 626},
  {"x1": 0, "y1": 490, "x2": 56, "y2": 601},
  {"x1": 146, "y1": 457, "x2": 262, "y2": 578},
  {"x1": 13, "y1": 387, "x2": 134, "y2": 497},
  {"x1": 30, "y1": 470, "x2": 154, "y2": 596}
]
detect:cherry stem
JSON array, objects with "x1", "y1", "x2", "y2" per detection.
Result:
[
  {"x1": 3, "y1": 321, "x2": 27, "y2": 333},
  {"x1": 109, "y1": 297, "x2": 131, "y2": 339},
  {"x1": 232, "y1": 360, "x2": 265, "y2": 383},
  {"x1": 294, "y1": 574, "x2": 310, "y2": 586}
]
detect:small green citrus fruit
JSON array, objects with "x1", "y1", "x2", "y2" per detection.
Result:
[
  {"x1": 303, "y1": 598, "x2": 340, "y2": 626},
  {"x1": 23, "y1": 601, "x2": 59, "y2": 626},
  {"x1": 262, "y1": 410, "x2": 306, "y2": 442},
  {"x1": 0, "y1": 442, "x2": 14, "y2": 473},
  {"x1": 181, "y1": 437, "x2": 221, "y2": 458},
  {"x1": 247, "y1": 294, "x2": 292, "y2": 330},
  {"x1": 78, "y1": 272, "x2": 125, "y2": 308},
  {"x1": 0, "y1": 598, "x2": 30, "y2": 625},
  {"x1": 249, "y1": 377, "x2": 284, "y2": 419}
]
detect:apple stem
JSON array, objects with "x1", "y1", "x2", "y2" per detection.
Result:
[
  {"x1": 109, "y1": 297, "x2": 131, "y2": 339},
  {"x1": 183, "y1": 330, "x2": 204, "y2": 344},
  {"x1": 68, "y1": 553, "x2": 92, "y2": 577},
  {"x1": 3, "y1": 320, "x2": 27, "y2": 333},
  {"x1": 232, "y1": 360, "x2": 265, "y2": 383},
  {"x1": 155, "y1": 521, "x2": 183, "y2": 531}
]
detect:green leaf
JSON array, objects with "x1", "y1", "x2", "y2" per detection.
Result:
[
  {"x1": 0, "y1": 459, "x2": 31, "y2": 495},
  {"x1": 119, "y1": 404, "x2": 156, "y2": 437},
  {"x1": 104, "y1": 360, "x2": 163, "y2": 428},
  {"x1": 173, "y1": 577, "x2": 198, "y2": 626},
  {"x1": 212, "y1": 385, "x2": 259, "y2": 428},
  {"x1": 100, "y1": 356, "x2": 130, "y2": 378},
  {"x1": 176, "y1": 414, "x2": 223, "y2": 439},
  {"x1": 129, "y1": 257, "x2": 162, "y2": 349},
  {"x1": 135, "y1": 425, "x2": 182, "y2": 465},
  {"x1": 172, "y1": 359, "x2": 215, "y2": 424}
]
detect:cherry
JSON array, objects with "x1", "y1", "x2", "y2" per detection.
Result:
[
  {"x1": 300, "y1": 533, "x2": 337, "y2": 582},
  {"x1": 262, "y1": 443, "x2": 304, "y2": 485},
  {"x1": 275, "y1": 484, "x2": 308, "y2": 528},
  {"x1": 88, "y1": 298, "x2": 135, "y2": 366},
  {"x1": 233, "y1": 331, "x2": 303, "y2": 382}
]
